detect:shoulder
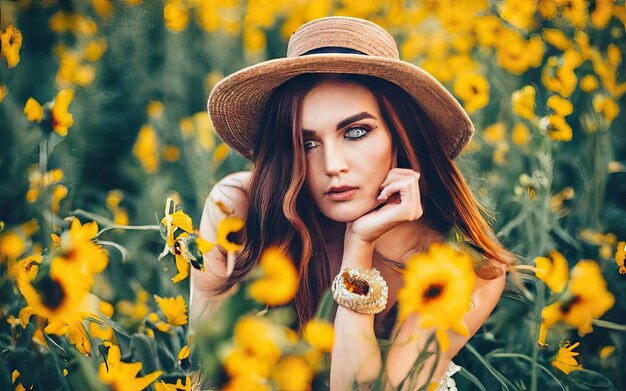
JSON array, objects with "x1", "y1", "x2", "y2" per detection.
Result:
[{"x1": 201, "y1": 171, "x2": 252, "y2": 231}]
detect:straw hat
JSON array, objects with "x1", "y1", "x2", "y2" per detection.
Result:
[{"x1": 208, "y1": 16, "x2": 474, "y2": 160}]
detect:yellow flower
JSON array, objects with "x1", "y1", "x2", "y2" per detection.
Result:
[
  {"x1": 213, "y1": 142, "x2": 230, "y2": 162},
  {"x1": 163, "y1": 145, "x2": 180, "y2": 162},
  {"x1": 243, "y1": 27, "x2": 267, "y2": 53},
  {"x1": 249, "y1": 248, "x2": 298, "y2": 306},
  {"x1": 512, "y1": 85, "x2": 536, "y2": 121},
  {"x1": 217, "y1": 216, "x2": 244, "y2": 253},
  {"x1": 154, "y1": 295, "x2": 188, "y2": 326},
  {"x1": 512, "y1": 123, "x2": 531, "y2": 147},
  {"x1": 493, "y1": 143, "x2": 509, "y2": 165},
  {"x1": 535, "y1": 250, "x2": 569, "y2": 293},
  {"x1": 580, "y1": 75, "x2": 598, "y2": 92},
  {"x1": 591, "y1": 0, "x2": 613, "y2": 29},
  {"x1": 592, "y1": 95, "x2": 620, "y2": 122},
  {"x1": 83, "y1": 38, "x2": 107, "y2": 62},
  {"x1": 562, "y1": 0, "x2": 587, "y2": 29},
  {"x1": 56, "y1": 51, "x2": 96, "y2": 86},
  {"x1": 223, "y1": 375, "x2": 270, "y2": 391},
  {"x1": 482, "y1": 123, "x2": 505, "y2": 144},
  {"x1": 599, "y1": 345, "x2": 615, "y2": 359},
  {"x1": 271, "y1": 355, "x2": 314, "y2": 391},
  {"x1": 178, "y1": 345, "x2": 190, "y2": 360},
  {"x1": 500, "y1": 0, "x2": 536, "y2": 30},
  {"x1": 1, "y1": 25, "x2": 22, "y2": 68},
  {"x1": 397, "y1": 243, "x2": 476, "y2": 352},
  {"x1": 99, "y1": 342, "x2": 163, "y2": 391},
  {"x1": 24, "y1": 98, "x2": 44, "y2": 122},
  {"x1": 552, "y1": 341, "x2": 583, "y2": 375},
  {"x1": 615, "y1": 241, "x2": 625, "y2": 275},
  {"x1": 541, "y1": 260, "x2": 614, "y2": 338},
  {"x1": 303, "y1": 319, "x2": 334, "y2": 352},
  {"x1": 542, "y1": 29, "x2": 572, "y2": 51},
  {"x1": 551, "y1": 187, "x2": 575, "y2": 213},
  {"x1": 232, "y1": 315, "x2": 282, "y2": 362},
  {"x1": 547, "y1": 95, "x2": 573, "y2": 117},
  {"x1": 154, "y1": 377, "x2": 191, "y2": 391},
  {"x1": 146, "y1": 100, "x2": 164, "y2": 118},
  {"x1": 0, "y1": 231, "x2": 26, "y2": 261},
  {"x1": 92, "y1": 0, "x2": 115, "y2": 20},
  {"x1": 164, "y1": 0, "x2": 189, "y2": 32},
  {"x1": 496, "y1": 30, "x2": 544, "y2": 75},
  {"x1": 133, "y1": 124, "x2": 159, "y2": 173},
  {"x1": 474, "y1": 15, "x2": 503, "y2": 47},
  {"x1": 0, "y1": 84, "x2": 7, "y2": 102},
  {"x1": 51, "y1": 89, "x2": 74, "y2": 136},
  {"x1": 453, "y1": 72, "x2": 489, "y2": 114},
  {"x1": 544, "y1": 115, "x2": 573, "y2": 142},
  {"x1": 116, "y1": 290, "x2": 150, "y2": 322},
  {"x1": 542, "y1": 58, "x2": 577, "y2": 98},
  {"x1": 51, "y1": 184, "x2": 68, "y2": 214}
]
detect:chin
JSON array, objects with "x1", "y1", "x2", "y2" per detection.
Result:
[{"x1": 319, "y1": 201, "x2": 376, "y2": 223}]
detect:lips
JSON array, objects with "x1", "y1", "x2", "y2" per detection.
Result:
[{"x1": 325, "y1": 186, "x2": 358, "y2": 201}]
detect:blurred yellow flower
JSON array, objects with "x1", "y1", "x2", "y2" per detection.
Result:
[
  {"x1": 592, "y1": 95, "x2": 620, "y2": 122},
  {"x1": 551, "y1": 187, "x2": 574, "y2": 213},
  {"x1": 99, "y1": 341, "x2": 163, "y2": 391},
  {"x1": 56, "y1": 51, "x2": 96, "y2": 86},
  {"x1": 51, "y1": 89, "x2": 75, "y2": 136},
  {"x1": 0, "y1": 231, "x2": 26, "y2": 261},
  {"x1": 512, "y1": 123, "x2": 531, "y2": 147},
  {"x1": 223, "y1": 374, "x2": 270, "y2": 391},
  {"x1": 453, "y1": 72, "x2": 489, "y2": 114},
  {"x1": 116, "y1": 290, "x2": 150, "y2": 322},
  {"x1": 194, "y1": 112, "x2": 215, "y2": 150},
  {"x1": 542, "y1": 29, "x2": 572, "y2": 51},
  {"x1": 84, "y1": 38, "x2": 107, "y2": 62},
  {"x1": 541, "y1": 260, "x2": 614, "y2": 337},
  {"x1": 492, "y1": 143, "x2": 509, "y2": 165},
  {"x1": 547, "y1": 95, "x2": 573, "y2": 117},
  {"x1": 233, "y1": 315, "x2": 282, "y2": 361},
  {"x1": 544, "y1": 115, "x2": 573, "y2": 142},
  {"x1": 599, "y1": 345, "x2": 615, "y2": 359},
  {"x1": 249, "y1": 248, "x2": 298, "y2": 306},
  {"x1": 1, "y1": 25, "x2": 22, "y2": 68},
  {"x1": 474, "y1": 15, "x2": 503, "y2": 47},
  {"x1": 154, "y1": 295, "x2": 188, "y2": 326},
  {"x1": 535, "y1": 250, "x2": 569, "y2": 293},
  {"x1": 178, "y1": 345, "x2": 190, "y2": 360},
  {"x1": 92, "y1": 0, "x2": 115, "y2": 20},
  {"x1": 0, "y1": 84, "x2": 7, "y2": 102},
  {"x1": 133, "y1": 124, "x2": 160, "y2": 173},
  {"x1": 542, "y1": 58, "x2": 577, "y2": 98},
  {"x1": 615, "y1": 241, "x2": 625, "y2": 275},
  {"x1": 538, "y1": 0, "x2": 558, "y2": 19},
  {"x1": 482, "y1": 123, "x2": 505, "y2": 144},
  {"x1": 512, "y1": 85, "x2": 536, "y2": 121},
  {"x1": 562, "y1": 0, "x2": 587, "y2": 28},
  {"x1": 243, "y1": 27, "x2": 267, "y2": 53},
  {"x1": 271, "y1": 355, "x2": 314, "y2": 391},
  {"x1": 155, "y1": 377, "x2": 191, "y2": 391},
  {"x1": 580, "y1": 75, "x2": 599, "y2": 92},
  {"x1": 164, "y1": 0, "x2": 189, "y2": 32},
  {"x1": 552, "y1": 341, "x2": 583, "y2": 374},
  {"x1": 51, "y1": 184, "x2": 68, "y2": 214},
  {"x1": 217, "y1": 216, "x2": 244, "y2": 254},
  {"x1": 303, "y1": 319, "x2": 334, "y2": 352},
  {"x1": 163, "y1": 145, "x2": 181, "y2": 162},
  {"x1": 500, "y1": 0, "x2": 536, "y2": 30},
  {"x1": 146, "y1": 100, "x2": 164, "y2": 118},
  {"x1": 497, "y1": 30, "x2": 544, "y2": 75},
  {"x1": 397, "y1": 242, "x2": 475, "y2": 352},
  {"x1": 24, "y1": 98, "x2": 44, "y2": 122}
]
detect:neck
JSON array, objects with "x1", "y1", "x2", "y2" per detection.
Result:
[{"x1": 374, "y1": 220, "x2": 444, "y2": 263}]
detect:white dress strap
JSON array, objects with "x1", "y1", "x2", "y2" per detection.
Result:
[{"x1": 434, "y1": 361, "x2": 462, "y2": 391}]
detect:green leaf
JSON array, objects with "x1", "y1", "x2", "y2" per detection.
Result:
[
  {"x1": 65, "y1": 348, "x2": 108, "y2": 391},
  {"x1": 314, "y1": 289, "x2": 337, "y2": 321},
  {"x1": 564, "y1": 369, "x2": 616, "y2": 391},
  {"x1": 130, "y1": 334, "x2": 159, "y2": 374}
]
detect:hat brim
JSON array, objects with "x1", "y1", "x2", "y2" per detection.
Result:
[{"x1": 208, "y1": 53, "x2": 473, "y2": 160}]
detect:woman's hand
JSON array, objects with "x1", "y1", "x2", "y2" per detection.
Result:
[{"x1": 346, "y1": 168, "x2": 423, "y2": 245}]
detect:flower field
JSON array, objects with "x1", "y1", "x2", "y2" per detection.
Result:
[{"x1": 1, "y1": 0, "x2": 625, "y2": 390}]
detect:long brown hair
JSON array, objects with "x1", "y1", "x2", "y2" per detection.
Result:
[{"x1": 216, "y1": 73, "x2": 515, "y2": 326}]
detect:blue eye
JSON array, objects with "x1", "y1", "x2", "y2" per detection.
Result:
[
  {"x1": 304, "y1": 140, "x2": 319, "y2": 151},
  {"x1": 345, "y1": 126, "x2": 371, "y2": 140}
]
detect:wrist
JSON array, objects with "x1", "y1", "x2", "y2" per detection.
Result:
[{"x1": 341, "y1": 237, "x2": 375, "y2": 268}]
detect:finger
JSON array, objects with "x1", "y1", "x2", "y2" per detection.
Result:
[
  {"x1": 379, "y1": 169, "x2": 420, "y2": 189},
  {"x1": 378, "y1": 172, "x2": 420, "y2": 199},
  {"x1": 378, "y1": 177, "x2": 420, "y2": 203}
]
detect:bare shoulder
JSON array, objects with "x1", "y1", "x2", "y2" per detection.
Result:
[{"x1": 203, "y1": 171, "x2": 252, "y2": 226}]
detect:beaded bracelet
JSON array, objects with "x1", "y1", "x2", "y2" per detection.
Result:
[{"x1": 331, "y1": 266, "x2": 388, "y2": 314}]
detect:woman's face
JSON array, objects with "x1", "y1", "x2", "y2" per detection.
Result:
[{"x1": 301, "y1": 79, "x2": 395, "y2": 222}]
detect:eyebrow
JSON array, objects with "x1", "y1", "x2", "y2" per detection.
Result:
[{"x1": 302, "y1": 111, "x2": 377, "y2": 136}]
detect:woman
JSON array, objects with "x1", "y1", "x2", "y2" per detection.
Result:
[{"x1": 191, "y1": 17, "x2": 514, "y2": 390}]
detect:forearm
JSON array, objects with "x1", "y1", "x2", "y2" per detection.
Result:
[{"x1": 331, "y1": 239, "x2": 382, "y2": 390}]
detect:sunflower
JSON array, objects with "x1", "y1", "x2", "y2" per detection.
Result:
[
  {"x1": 552, "y1": 341, "x2": 583, "y2": 375},
  {"x1": 99, "y1": 342, "x2": 163, "y2": 391},
  {"x1": 17, "y1": 264, "x2": 93, "y2": 353},
  {"x1": 397, "y1": 242, "x2": 476, "y2": 352},
  {"x1": 217, "y1": 216, "x2": 245, "y2": 276},
  {"x1": 535, "y1": 250, "x2": 569, "y2": 293},
  {"x1": 154, "y1": 295, "x2": 188, "y2": 326},
  {"x1": 540, "y1": 260, "x2": 614, "y2": 344},
  {"x1": 248, "y1": 248, "x2": 298, "y2": 306}
]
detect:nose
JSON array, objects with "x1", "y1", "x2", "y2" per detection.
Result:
[{"x1": 323, "y1": 142, "x2": 349, "y2": 177}]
